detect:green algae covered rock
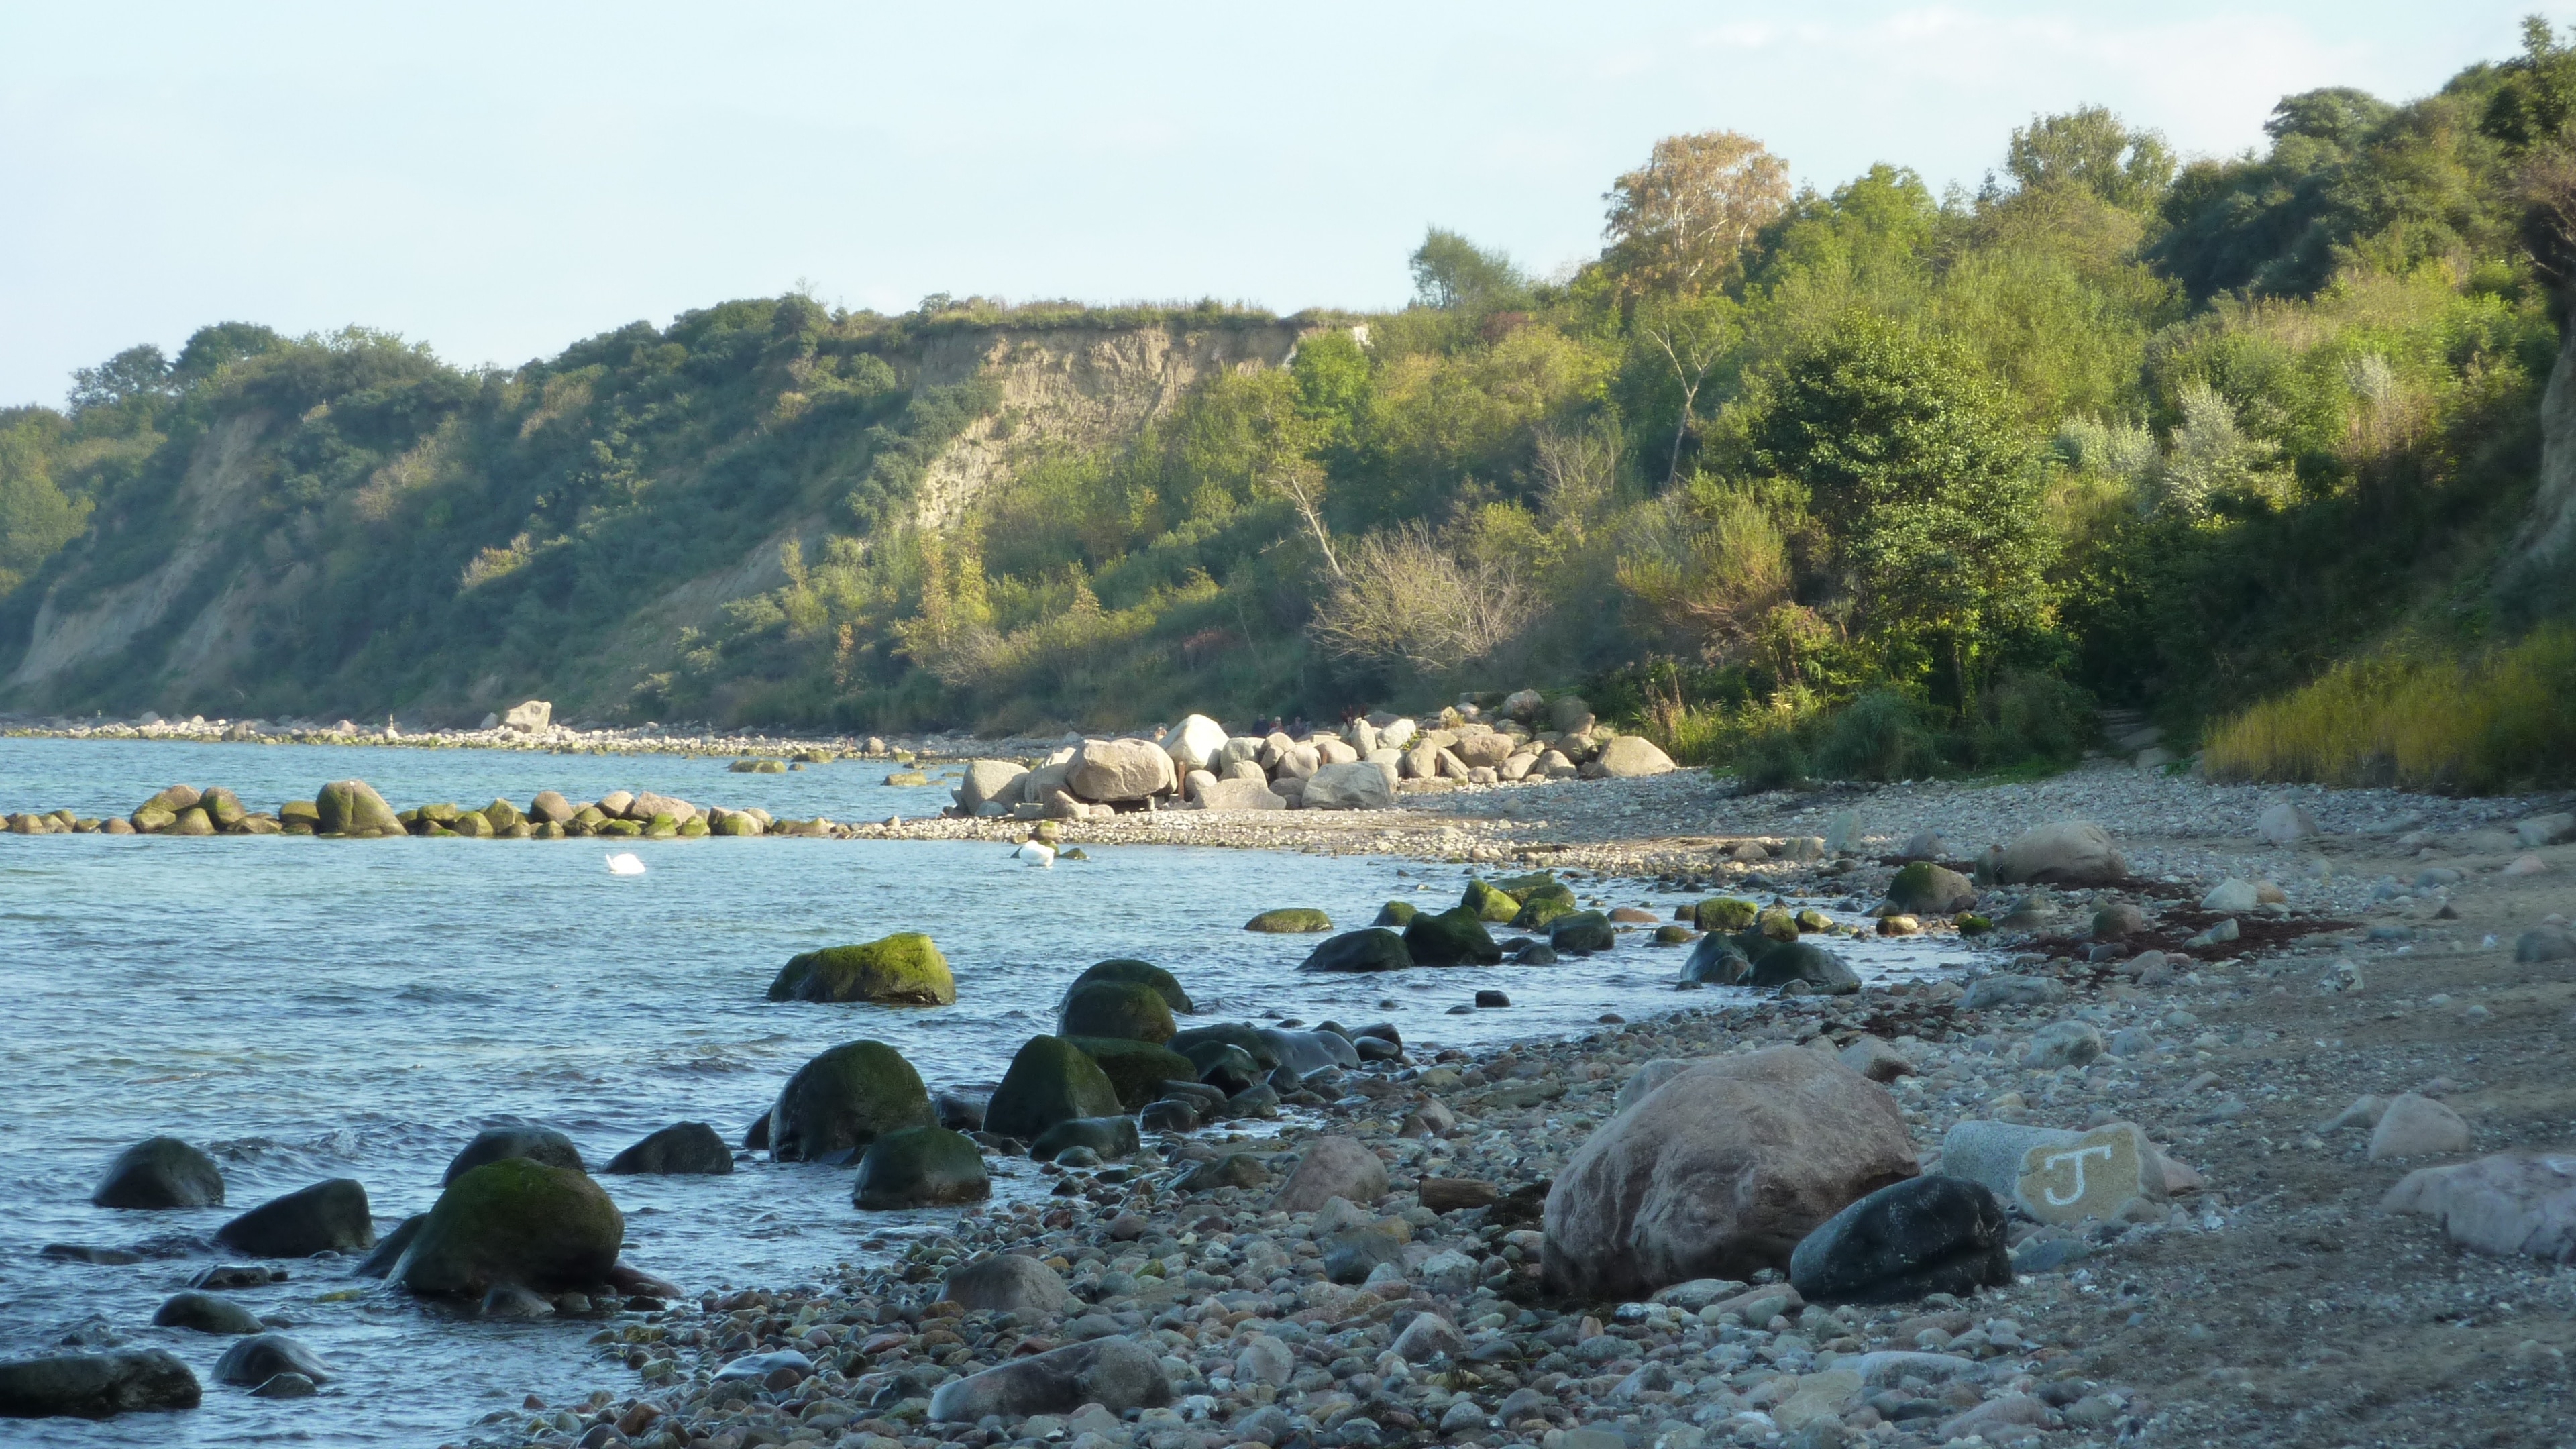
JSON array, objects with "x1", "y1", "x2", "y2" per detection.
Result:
[
  {"x1": 1691, "y1": 896, "x2": 1760, "y2": 931},
  {"x1": 983, "y1": 1036, "x2": 1123, "y2": 1143},
  {"x1": 1404, "y1": 906, "x2": 1503, "y2": 966},
  {"x1": 1460, "y1": 878, "x2": 1521, "y2": 922},
  {"x1": 392, "y1": 1159, "x2": 621, "y2": 1298},
  {"x1": 852, "y1": 1126, "x2": 990, "y2": 1210},
  {"x1": 1301, "y1": 928, "x2": 1413, "y2": 973},
  {"x1": 1057, "y1": 980, "x2": 1176, "y2": 1043},
  {"x1": 1061, "y1": 959, "x2": 1191, "y2": 1015},
  {"x1": 316, "y1": 780, "x2": 400, "y2": 836},
  {"x1": 170, "y1": 807, "x2": 216, "y2": 837},
  {"x1": 769, "y1": 1040, "x2": 936, "y2": 1161},
  {"x1": 1370, "y1": 900, "x2": 1419, "y2": 928},
  {"x1": 1244, "y1": 908, "x2": 1334, "y2": 934},
  {"x1": 769, "y1": 934, "x2": 956, "y2": 1005},
  {"x1": 1063, "y1": 1036, "x2": 1197, "y2": 1110}
]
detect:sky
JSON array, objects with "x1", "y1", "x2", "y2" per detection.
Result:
[{"x1": 0, "y1": 1, "x2": 2563, "y2": 407}]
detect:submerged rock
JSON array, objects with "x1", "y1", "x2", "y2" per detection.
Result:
[
  {"x1": 1061, "y1": 959, "x2": 1193, "y2": 1015},
  {"x1": 1057, "y1": 980, "x2": 1177, "y2": 1043},
  {"x1": 1299, "y1": 928, "x2": 1413, "y2": 973},
  {"x1": 0, "y1": 1350, "x2": 200, "y2": 1418},
  {"x1": 92, "y1": 1137, "x2": 223, "y2": 1210},
  {"x1": 604, "y1": 1122, "x2": 734, "y2": 1175},
  {"x1": 211, "y1": 1334, "x2": 333, "y2": 1387},
  {"x1": 214, "y1": 1180, "x2": 373, "y2": 1258}
]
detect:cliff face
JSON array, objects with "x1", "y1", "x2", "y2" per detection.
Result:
[
  {"x1": 0, "y1": 319, "x2": 1309, "y2": 722},
  {"x1": 2504, "y1": 319, "x2": 2576, "y2": 616},
  {"x1": 906, "y1": 323, "x2": 1302, "y2": 531}
]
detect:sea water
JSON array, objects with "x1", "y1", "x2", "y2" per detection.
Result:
[{"x1": 0, "y1": 738, "x2": 1951, "y2": 1445}]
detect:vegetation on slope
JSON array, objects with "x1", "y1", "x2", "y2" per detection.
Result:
[{"x1": 4, "y1": 29, "x2": 2573, "y2": 792}]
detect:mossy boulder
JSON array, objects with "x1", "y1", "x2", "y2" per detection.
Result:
[
  {"x1": 1493, "y1": 871, "x2": 1561, "y2": 896},
  {"x1": 480, "y1": 798, "x2": 523, "y2": 830},
  {"x1": 1748, "y1": 941, "x2": 1862, "y2": 994},
  {"x1": 1511, "y1": 892, "x2": 1577, "y2": 930},
  {"x1": 392, "y1": 1159, "x2": 623, "y2": 1298},
  {"x1": 453, "y1": 810, "x2": 495, "y2": 839},
  {"x1": 676, "y1": 816, "x2": 708, "y2": 838},
  {"x1": 1061, "y1": 959, "x2": 1192, "y2": 1015},
  {"x1": 129, "y1": 804, "x2": 176, "y2": 833},
  {"x1": 416, "y1": 802, "x2": 462, "y2": 826},
  {"x1": 1757, "y1": 907, "x2": 1801, "y2": 942},
  {"x1": 1188, "y1": 1043, "x2": 1263, "y2": 1095},
  {"x1": 1460, "y1": 879, "x2": 1521, "y2": 922},
  {"x1": 1029, "y1": 1116, "x2": 1140, "y2": 1163},
  {"x1": 1692, "y1": 897, "x2": 1760, "y2": 931},
  {"x1": 443, "y1": 1126, "x2": 583, "y2": 1186},
  {"x1": 1058, "y1": 981, "x2": 1177, "y2": 1042},
  {"x1": 142, "y1": 785, "x2": 202, "y2": 814},
  {"x1": 1299, "y1": 928, "x2": 1413, "y2": 973},
  {"x1": 170, "y1": 807, "x2": 215, "y2": 837},
  {"x1": 1548, "y1": 910, "x2": 1616, "y2": 954},
  {"x1": 1888, "y1": 861, "x2": 1978, "y2": 916},
  {"x1": 1169, "y1": 1022, "x2": 1283, "y2": 1073},
  {"x1": 769, "y1": 1040, "x2": 936, "y2": 1162},
  {"x1": 597, "y1": 818, "x2": 643, "y2": 837},
  {"x1": 316, "y1": 780, "x2": 400, "y2": 836},
  {"x1": 199, "y1": 788, "x2": 246, "y2": 830},
  {"x1": 768, "y1": 934, "x2": 956, "y2": 1006},
  {"x1": 1244, "y1": 908, "x2": 1334, "y2": 934},
  {"x1": 853, "y1": 1126, "x2": 991, "y2": 1210},
  {"x1": 1064, "y1": 1036, "x2": 1197, "y2": 1110},
  {"x1": 1404, "y1": 906, "x2": 1503, "y2": 966},
  {"x1": 984, "y1": 1036, "x2": 1124, "y2": 1142},
  {"x1": 1957, "y1": 913, "x2": 1994, "y2": 935},
  {"x1": 1370, "y1": 900, "x2": 1419, "y2": 928}
]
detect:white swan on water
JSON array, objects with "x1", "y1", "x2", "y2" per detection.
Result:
[
  {"x1": 1010, "y1": 839, "x2": 1055, "y2": 868},
  {"x1": 605, "y1": 852, "x2": 647, "y2": 876}
]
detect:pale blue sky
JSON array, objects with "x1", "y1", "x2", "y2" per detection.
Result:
[{"x1": 0, "y1": 2, "x2": 2559, "y2": 407}]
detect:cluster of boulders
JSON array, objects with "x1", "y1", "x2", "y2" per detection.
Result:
[
  {"x1": 4, "y1": 779, "x2": 845, "y2": 840},
  {"x1": 949, "y1": 696, "x2": 1676, "y2": 821},
  {"x1": 0, "y1": 1120, "x2": 699, "y2": 1420}
]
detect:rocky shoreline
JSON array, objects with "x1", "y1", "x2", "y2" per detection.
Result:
[{"x1": 8, "y1": 754, "x2": 2576, "y2": 1446}]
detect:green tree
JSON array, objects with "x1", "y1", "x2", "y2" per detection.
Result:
[
  {"x1": 1747, "y1": 317, "x2": 2055, "y2": 702},
  {"x1": 0, "y1": 415, "x2": 92, "y2": 597},
  {"x1": 2002, "y1": 106, "x2": 2176, "y2": 211},
  {"x1": 1408, "y1": 228, "x2": 1529, "y2": 311}
]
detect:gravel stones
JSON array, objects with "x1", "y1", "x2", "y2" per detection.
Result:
[
  {"x1": 1273, "y1": 1136, "x2": 1389, "y2": 1213},
  {"x1": 91, "y1": 1136, "x2": 224, "y2": 1210},
  {"x1": 2368, "y1": 1093, "x2": 2471, "y2": 1159},
  {"x1": 214, "y1": 1179, "x2": 374, "y2": 1258},
  {"x1": 926, "y1": 1335, "x2": 1171, "y2": 1421},
  {"x1": 1543, "y1": 1046, "x2": 1918, "y2": 1297},
  {"x1": 1788, "y1": 1175, "x2": 2012, "y2": 1304}
]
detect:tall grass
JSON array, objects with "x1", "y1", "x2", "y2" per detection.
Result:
[{"x1": 2204, "y1": 627, "x2": 2576, "y2": 794}]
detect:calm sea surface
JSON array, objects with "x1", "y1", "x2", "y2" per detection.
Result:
[{"x1": 0, "y1": 738, "x2": 1950, "y2": 1446}]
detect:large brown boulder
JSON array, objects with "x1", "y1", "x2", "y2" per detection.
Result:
[
  {"x1": 1067, "y1": 739, "x2": 1176, "y2": 802},
  {"x1": 1542, "y1": 1046, "x2": 1917, "y2": 1299}
]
